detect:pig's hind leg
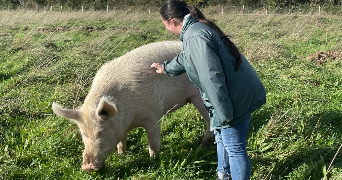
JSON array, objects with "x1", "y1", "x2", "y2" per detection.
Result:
[{"x1": 190, "y1": 95, "x2": 214, "y2": 147}]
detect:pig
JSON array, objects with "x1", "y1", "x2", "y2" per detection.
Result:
[{"x1": 52, "y1": 41, "x2": 212, "y2": 172}]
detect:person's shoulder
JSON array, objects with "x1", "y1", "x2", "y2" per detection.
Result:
[
  {"x1": 189, "y1": 22, "x2": 212, "y2": 31},
  {"x1": 185, "y1": 23, "x2": 214, "y2": 39}
]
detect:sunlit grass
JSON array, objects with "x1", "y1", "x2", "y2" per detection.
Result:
[{"x1": 0, "y1": 9, "x2": 341, "y2": 179}]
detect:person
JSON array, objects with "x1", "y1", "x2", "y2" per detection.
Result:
[{"x1": 151, "y1": 0, "x2": 266, "y2": 179}]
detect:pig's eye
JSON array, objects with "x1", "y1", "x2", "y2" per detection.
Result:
[
  {"x1": 81, "y1": 132, "x2": 96, "y2": 141},
  {"x1": 97, "y1": 131, "x2": 104, "y2": 137}
]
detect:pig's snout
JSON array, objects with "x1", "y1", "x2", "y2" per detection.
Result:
[
  {"x1": 82, "y1": 162, "x2": 104, "y2": 172},
  {"x1": 82, "y1": 152, "x2": 105, "y2": 172},
  {"x1": 82, "y1": 163, "x2": 96, "y2": 172}
]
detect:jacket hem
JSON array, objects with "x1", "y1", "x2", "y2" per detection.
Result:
[{"x1": 210, "y1": 98, "x2": 266, "y2": 130}]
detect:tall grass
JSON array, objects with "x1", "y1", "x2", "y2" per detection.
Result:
[{"x1": 0, "y1": 10, "x2": 341, "y2": 179}]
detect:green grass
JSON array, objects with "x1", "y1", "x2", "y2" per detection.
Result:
[{"x1": 0, "y1": 10, "x2": 342, "y2": 180}]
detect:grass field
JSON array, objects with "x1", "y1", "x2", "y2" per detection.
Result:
[{"x1": 0, "y1": 10, "x2": 342, "y2": 180}]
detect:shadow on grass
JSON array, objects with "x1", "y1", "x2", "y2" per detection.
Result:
[
  {"x1": 93, "y1": 126, "x2": 217, "y2": 179},
  {"x1": 250, "y1": 110, "x2": 342, "y2": 179},
  {"x1": 249, "y1": 105, "x2": 275, "y2": 132},
  {"x1": 272, "y1": 146, "x2": 341, "y2": 179},
  {"x1": 98, "y1": 152, "x2": 158, "y2": 178},
  {"x1": 99, "y1": 149, "x2": 217, "y2": 179},
  {"x1": 309, "y1": 110, "x2": 342, "y2": 135},
  {"x1": 0, "y1": 72, "x2": 12, "y2": 82}
]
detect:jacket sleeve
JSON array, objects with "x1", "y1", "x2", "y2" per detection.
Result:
[
  {"x1": 186, "y1": 34, "x2": 233, "y2": 123},
  {"x1": 162, "y1": 51, "x2": 186, "y2": 76}
]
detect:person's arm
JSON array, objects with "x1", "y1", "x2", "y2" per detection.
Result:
[
  {"x1": 151, "y1": 52, "x2": 186, "y2": 76},
  {"x1": 187, "y1": 34, "x2": 233, "y2": 122}
]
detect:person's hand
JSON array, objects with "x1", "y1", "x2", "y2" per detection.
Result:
[{"x1": 151, "y1": 63, "x2": 164, "y2": 74}]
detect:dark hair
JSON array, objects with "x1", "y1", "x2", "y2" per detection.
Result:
[{"x1": 160, "y1": 0, "x2": 242, "y2": 71}]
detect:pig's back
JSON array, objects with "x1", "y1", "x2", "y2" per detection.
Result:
[{"x1": 85, "y1": 41, "x2": 194, "y2": 114}]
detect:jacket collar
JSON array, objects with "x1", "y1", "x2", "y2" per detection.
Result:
[{"x1": 180, "y1": 14, "x2": 197, "y2": 41}]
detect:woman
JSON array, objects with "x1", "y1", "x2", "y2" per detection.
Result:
[{"x1": 151, "y1": 0, "x2": 266, "y2": 179}]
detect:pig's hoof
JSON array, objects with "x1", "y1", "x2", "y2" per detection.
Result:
[
  {"x1": 117, "y1": 148, "x2": 125, "y2": 155},
  {"x1": 149, "y1": 152, "x2": 156, "y2": 158},
  {"x1": 149, "y1": 149, "x2": 160, "y2": 158}
]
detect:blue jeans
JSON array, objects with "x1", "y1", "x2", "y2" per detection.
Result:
[{"x1": 214, "y1": 114, "x2": 251, "y2": 180}]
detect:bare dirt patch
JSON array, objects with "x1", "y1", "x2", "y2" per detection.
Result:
[
  {"x1": 38, "y1": 26, "x2": 71, "y2": 33},
  {"x1": 83, "y1": 26, "x2": 105, "y2": 33},
  {"x1": 304, "y1": 51, "x2": 342, "y2": 65},
  {"x1": 82, "y1": 26, "x2": 139, "y2": 33},
  {"x1": 37, "y1": 25, "x2": 140, "y2": 33}
]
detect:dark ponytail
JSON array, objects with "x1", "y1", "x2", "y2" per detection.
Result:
[{"x1": 160, "y1": 0, "x2": 242, "y2": 71}]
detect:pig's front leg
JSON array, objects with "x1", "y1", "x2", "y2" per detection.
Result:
[{"x1": 117, "y1": 133, "x2": 128, "y2": 154}]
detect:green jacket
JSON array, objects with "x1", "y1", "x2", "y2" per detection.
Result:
[{"x1": 163, "y1": 15, "x2": 266, "y2": 130}]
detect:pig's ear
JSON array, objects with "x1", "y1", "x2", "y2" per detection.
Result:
[
  {"x1": 52, "y1": 102, "x2": 82, "y2": 124},
  {"x1": 95, "y1": 96, "x2": 117, "y2": 121}
]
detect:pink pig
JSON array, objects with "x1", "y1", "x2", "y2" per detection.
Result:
[{"x1": 52, "y1": 41, "x2": 212, "y2": 172}]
